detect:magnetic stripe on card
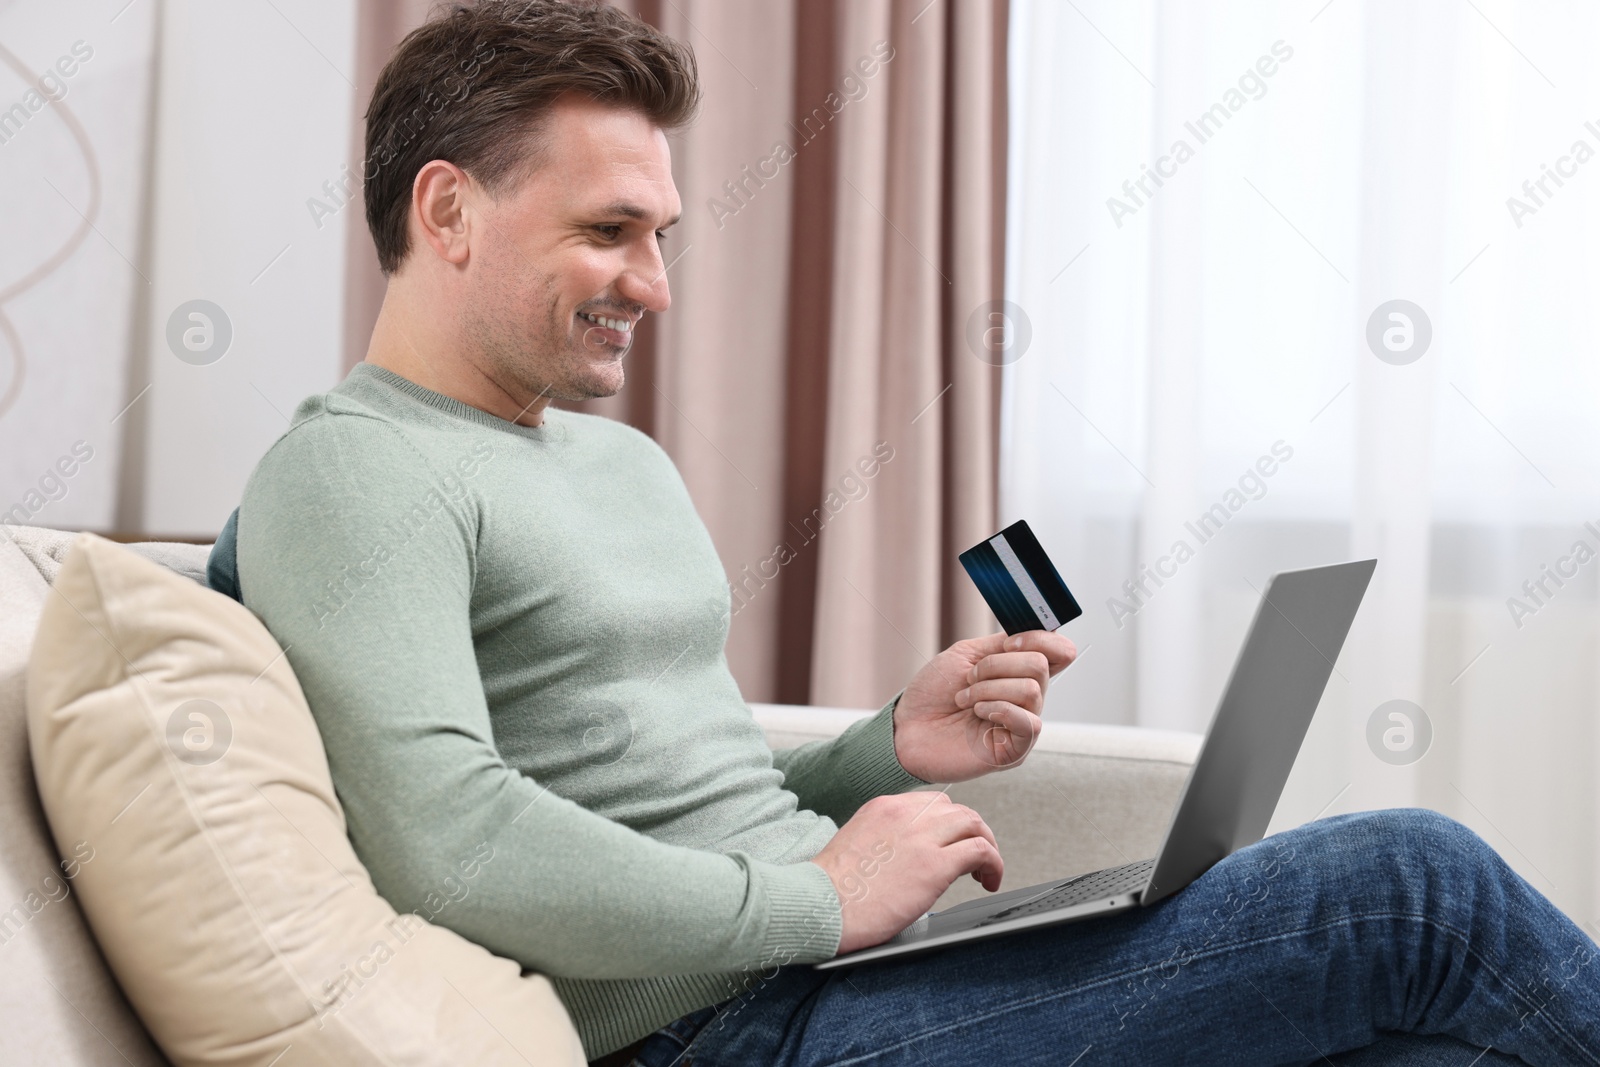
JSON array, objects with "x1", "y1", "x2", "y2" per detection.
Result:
[{"x1": 988, "y1": 533, "x2": 1060, "y2": 630}]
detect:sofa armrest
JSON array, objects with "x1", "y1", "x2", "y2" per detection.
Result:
[
  {"x1": 750, "y1": 702, "x2": 1202, "y2": 911},
  {"x1": 2, "y1": 526, "x2": 212, "y2": 587}
]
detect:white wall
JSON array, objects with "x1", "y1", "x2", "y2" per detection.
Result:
[
  {"x1": 0, "y1": 0, "x2": 356, "y2": 540},
  {"x1": 0, "y1": 0, "x2": 157, "y2": 533},
  {"x1": 137, "y1": 0, "x2": 356, "y2": 535}
]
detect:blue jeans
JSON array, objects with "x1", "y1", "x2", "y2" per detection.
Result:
[{"x1": 625, "y1": 810, "x2": 1598, "y2": 1066}]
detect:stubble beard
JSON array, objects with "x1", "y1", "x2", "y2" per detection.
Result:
[{"x1": 473, "y1": 276, "x2": 628, "y2": 407}]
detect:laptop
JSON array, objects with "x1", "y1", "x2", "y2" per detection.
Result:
[{"x1": 815, "y1": 558, "x2": 1376, "y2": 970}]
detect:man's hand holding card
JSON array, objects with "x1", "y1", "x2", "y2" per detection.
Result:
[{"x1": 891, "y1": 522, "x2": 1081, "y2": 783}]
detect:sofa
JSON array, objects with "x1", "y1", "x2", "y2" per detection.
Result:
[{"x1": 0, "y1": 524, "x2": 1202, "y2": 1065}]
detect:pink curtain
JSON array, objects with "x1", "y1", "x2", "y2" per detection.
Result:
[{"x1": 344, "y1": 0, "x2": 1009, "y2": 708}]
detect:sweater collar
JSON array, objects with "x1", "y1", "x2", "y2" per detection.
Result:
[{"x1": 345, "y1": 362, "x2": 567, "y2": 443}]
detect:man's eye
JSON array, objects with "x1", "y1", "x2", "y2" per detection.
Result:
[
  {"x1": 595, "y1": 225, "x2": 622, "y2": 239},
  {"x1": 655, "y1": 230, "x2": 668, "y2": 241}
]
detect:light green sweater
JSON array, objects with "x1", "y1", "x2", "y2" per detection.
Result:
[{"x1": 234, "y1": 363, "x2": 928, "y2": 1057}]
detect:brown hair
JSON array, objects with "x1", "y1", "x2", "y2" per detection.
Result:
[{"x1": 363, "y1": 0, "x2": 700, "y2": 275}]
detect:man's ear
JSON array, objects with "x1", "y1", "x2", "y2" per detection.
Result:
[{"x1": 410, "y1": 159, "x2": 475, "y2": 266}]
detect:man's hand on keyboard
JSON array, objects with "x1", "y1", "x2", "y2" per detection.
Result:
[{"x1": 810, "y1": 792, "x2": 1004, "y2": 955}]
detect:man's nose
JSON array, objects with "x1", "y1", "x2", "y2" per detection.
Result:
[{"x1": 620, "y1": 243, "x2": 672, "y2": 314}]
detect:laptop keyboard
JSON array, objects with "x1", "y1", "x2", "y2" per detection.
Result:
[{"x1": 978, "y1": 857, "x2": 1155, "y2": 926}]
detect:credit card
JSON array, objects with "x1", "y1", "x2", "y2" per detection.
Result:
[{"x1": 959, "y1": 520, "x2": 1082, "y2": 635}]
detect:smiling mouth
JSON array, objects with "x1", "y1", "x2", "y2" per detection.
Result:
[{"x1": 578, "y1": 310, "x2": 634, "y2": 336}]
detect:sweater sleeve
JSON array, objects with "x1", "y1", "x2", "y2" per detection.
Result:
[
  {"x1": 237, "y1": 408, "x2": 842, "y2": 978},
  {"x1": 769, "y1": 693, "x2": 933, "y2": 825}
]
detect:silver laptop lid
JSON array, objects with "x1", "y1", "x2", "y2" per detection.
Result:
[{"x1": 1140, "y1": 559, "x2": 1376, "y2": 905}]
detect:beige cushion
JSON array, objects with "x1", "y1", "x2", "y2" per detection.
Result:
[
  {"x1": 26, "y1": 533, "x2": 586, "y2": 1067},
  {"x1": 0, "y1": 534, "x2": 169, "y2": 1066}
]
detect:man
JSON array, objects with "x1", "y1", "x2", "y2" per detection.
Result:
[{"x1": 212, "y1": 2, "x2": 1600, "y2": 1064}]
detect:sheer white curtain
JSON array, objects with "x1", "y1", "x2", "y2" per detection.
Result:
[{"x1": 1005, "y1": 0, "x2": 1600, "y2": 930}]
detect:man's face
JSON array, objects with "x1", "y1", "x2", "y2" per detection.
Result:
[{"x1": 463, "y1": 95, "x2": 679, "y2": 404}]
